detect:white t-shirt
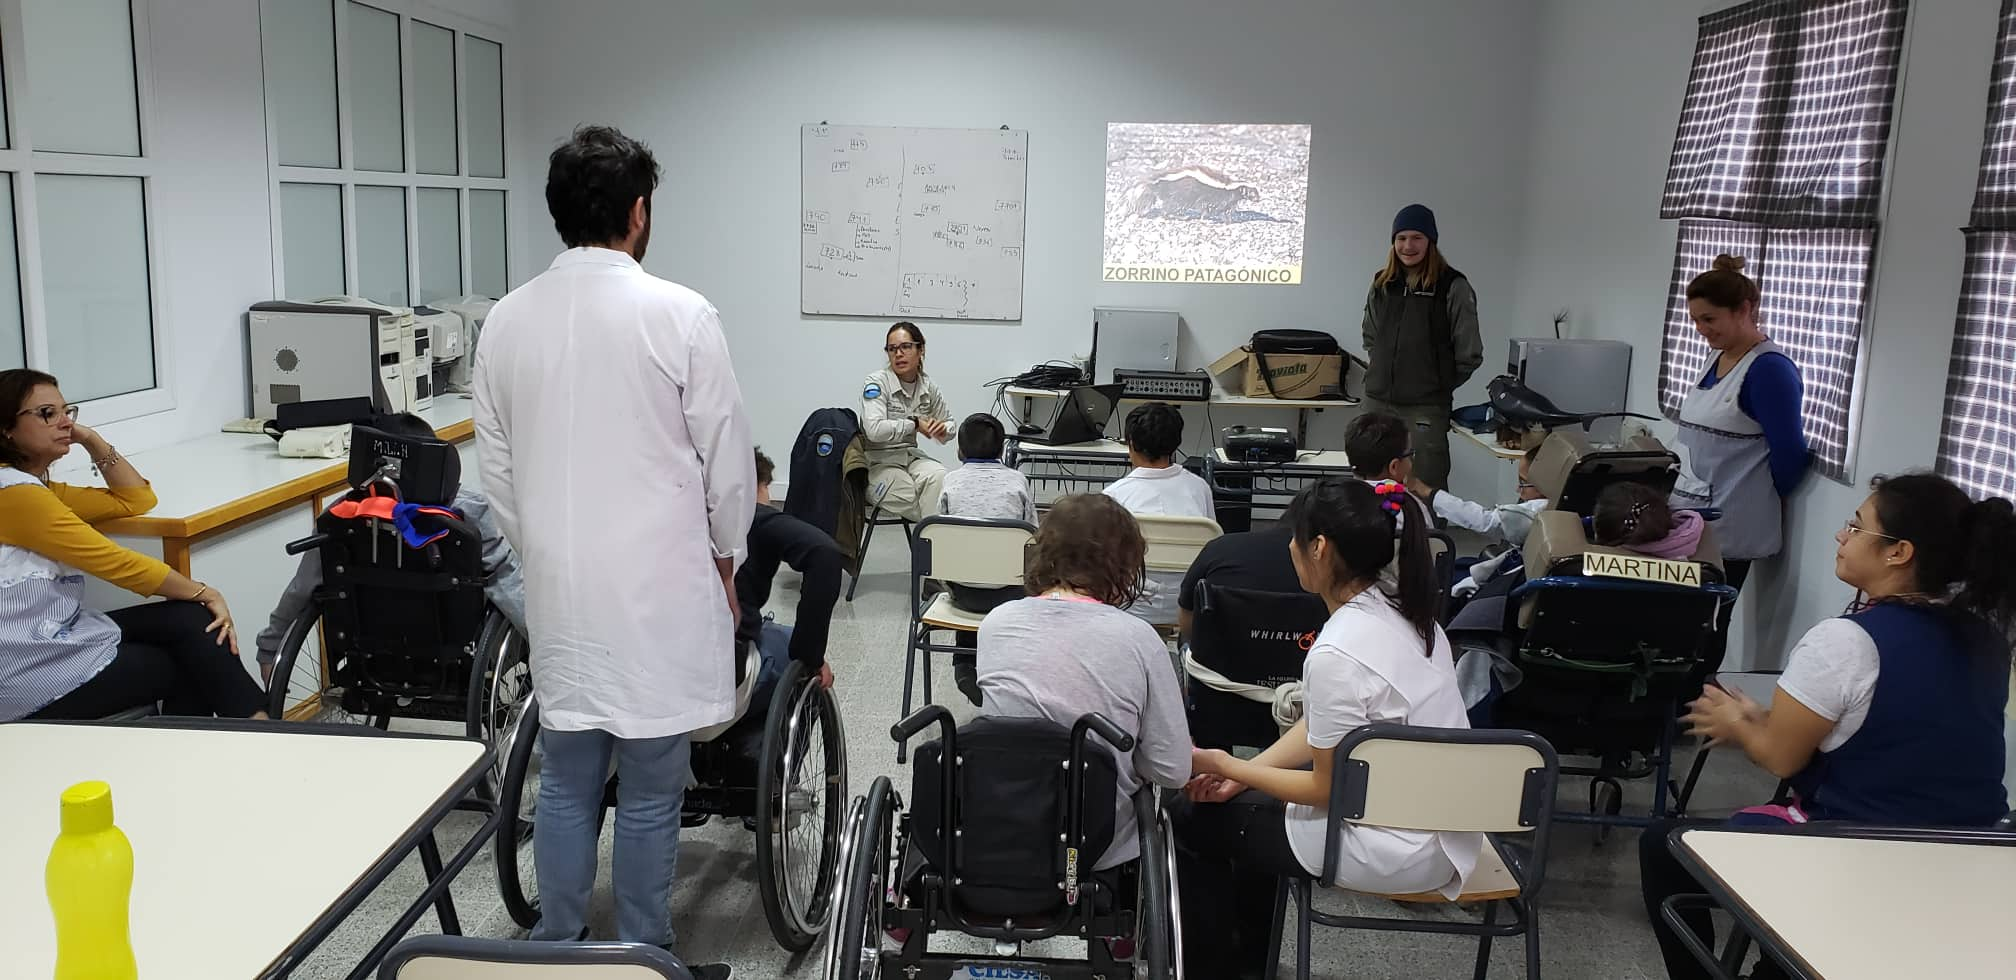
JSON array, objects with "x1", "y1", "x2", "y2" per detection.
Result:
[
  {"x1": 1284, "y1": 591, "x2": 1483, "y2": 898},
  {"x1": 1104, "y1": 465, "x2": 1216, "y2": 624},
  {"x1": 1772, "y1": 617, "x2": 1880, "y2": 752}
]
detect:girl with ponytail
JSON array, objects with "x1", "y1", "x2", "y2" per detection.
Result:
[
  {"x1": 1172, "y1": 479, "x2": 1477, "y2": 976},
  {"x1": 1641, "y1": 471, "x2": 2013, "y2": 980}
]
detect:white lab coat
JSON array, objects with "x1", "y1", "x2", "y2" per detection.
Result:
[{"x1": 473, "y1": 247, "x2": 756, "y2": 739}]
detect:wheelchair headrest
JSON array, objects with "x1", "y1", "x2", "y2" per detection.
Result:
[
  {"x1": 349, "y1": 425, "x2": 461, "y2": 506},
  {"x1": 1531, "y1": 428, "x2": 1679, "y2": 516}
]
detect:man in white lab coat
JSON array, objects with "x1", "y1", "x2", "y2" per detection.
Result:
[{"x1": 473, "y1": 125, "x2": 752, "y2": 977}]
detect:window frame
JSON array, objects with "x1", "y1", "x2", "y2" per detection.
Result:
[
  {"x1": 0, "y1": 0, "x2": 172, "y2": 423},
  {"x1": 260, "y1": 0, "x2": 511, "y2": 311}
]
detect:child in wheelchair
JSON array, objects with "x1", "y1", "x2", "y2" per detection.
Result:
[{"x1": 252, "y1": 413, "x2": 526, "y2": 686}]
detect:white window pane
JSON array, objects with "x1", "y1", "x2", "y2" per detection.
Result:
[
  {"x1": 355, "y1": 185, "x2": 409, "y2": 306},
  {"x1": 38, "y1": 176, "x2": 153, "y2": 400},
  {"x1": 268, "y1": 0, "x2": 340, "y2": 168},
  {"x1": 469, "y1": 189, "x2": 507, "y2": 298},
  {"x1": 279, "y1": 183, "x2": 345, "y2": 301},
  {"x1": 346, "y1": 3, "x2": 404, "y2": 172},
  {"x1": 416, "y1": 188, "x2": 461, "y2": 303},
  {"x1": 412, "y1": 21, "x2": 458, "y2": 175},
  {"x1": 464, "y1": 36, "x2": 504, "y2": 178},
  {"x1": 22, "y1": 0, "x2": 140, "y2": 156},
  {"x1": 0, "y1": 176, "x2": 21, "y2": 369}
]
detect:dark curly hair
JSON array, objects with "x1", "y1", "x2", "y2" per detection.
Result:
[
  {"x1": 1023, "y1": 494, "x2": 1146, "y2": 609},
  {"x1": 1124, "y1": 402, "x2": 1184, "y2": 462},
  {"x1": 546, "y1": 125, "x2": 661, "y2": 248},
  {"x1": 1592, "y1": 482, "x2": 1673, "y2": 549}
]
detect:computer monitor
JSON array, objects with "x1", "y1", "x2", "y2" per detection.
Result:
[{"x1": 1022, "y1": 384, "x2": 1124, "y2": 446}]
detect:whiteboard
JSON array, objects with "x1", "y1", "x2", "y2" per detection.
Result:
[{"x1": 801, "y1": 124, "x2": 1028, "y2": 321}]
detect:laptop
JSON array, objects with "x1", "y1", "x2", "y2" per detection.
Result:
[{"x1": 1021, "y1": 384, "x2": 1124, "y2": 446}]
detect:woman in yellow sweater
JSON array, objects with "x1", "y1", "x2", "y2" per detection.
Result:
[{"x1": 0, "y1": 369, "x2": 266, "y2": 721}]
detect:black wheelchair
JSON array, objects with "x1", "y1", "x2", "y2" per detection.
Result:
[
  {"x1": 492, "y1": 650, "x2": 849, "y2": 951},
  {"x1": 824, "y1": 707, "x2": 1181, "y2": 980},
  {"x1": 272, "y1": 426, "x2": 848, "y2": 952}
]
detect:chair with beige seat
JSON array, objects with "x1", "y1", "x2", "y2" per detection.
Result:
[
  {"x1": 1267, "y1": 723, "x2": 1561, "y2": 980},
  {"x1": 899, "y1": 515, "x2": 1037, "y2": 757}
]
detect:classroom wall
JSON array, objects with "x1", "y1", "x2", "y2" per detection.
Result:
[
  {"x1": 511, "y1": 0, "x2": 1545, "y2": 466},
  {"x1": 1507, "y1": 0, "x2": 2005, "y2": 668}
]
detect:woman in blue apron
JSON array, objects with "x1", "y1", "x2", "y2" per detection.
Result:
[
  {"x1": 1669, "y1": 254, "x2": 1809, "y2": 591},
  {"x1": 1638, "y1": 472, "x2": 2014, "y2": 980}
]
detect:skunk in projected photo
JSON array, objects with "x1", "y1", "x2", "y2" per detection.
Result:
[
  {"x1": 1104, "y1": 122, "x2": 1310, "y2": 285},
  {"x1": 1124, "y1": 166, "x2": 1262, "y2": 220}
]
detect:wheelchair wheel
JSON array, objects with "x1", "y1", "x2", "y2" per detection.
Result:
[
  {"x1": 266, "y1": 603, "x2": 379, "y2": 727},
  {"x1": 495, "y1": 694, "x2": 543, "y2": 929},
  {"x1": 824, "y1": 776, "x2": 896, "y2": 980},
  {"x1": 756, "y1": 660, "x2": 848, "y2": 952},
  {"x1": 465, "y1": 611, "x2": 531, "y2": 796},
  {"x1": 1138, "y1": 804, "x2": 1182, "y2": 980}
]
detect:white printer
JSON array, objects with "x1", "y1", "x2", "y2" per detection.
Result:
[
  {"x1": 431, "y1": 295, "x2": 497, "y2": 389},
  {"x1": 246, "y1": 298, "x2": 426, "y2": 419}
]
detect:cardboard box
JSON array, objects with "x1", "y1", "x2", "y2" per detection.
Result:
[{"x1": 1208, "y1": 346, "x2": 1362, "y2": 400}]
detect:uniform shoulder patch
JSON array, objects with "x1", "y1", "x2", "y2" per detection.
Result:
[{"x1": 864, "y1": 382, "x2": 882, "y2": 400}]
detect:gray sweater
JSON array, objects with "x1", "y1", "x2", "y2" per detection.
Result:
[{"x1": 977, "y1": 597, "x2": 1193, "y2": 868}]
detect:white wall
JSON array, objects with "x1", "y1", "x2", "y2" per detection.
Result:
[
  {"x1": 512, "y1": 0, "x2": 1544, "y2": 466},
  {"x1": 1510, "y1": 0, "x2": 2005, "y2": 667}
]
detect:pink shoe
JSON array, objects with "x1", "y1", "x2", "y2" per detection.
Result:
[{"x1": 1106, "y1": 937, "x2": 1135, "y2": 960}]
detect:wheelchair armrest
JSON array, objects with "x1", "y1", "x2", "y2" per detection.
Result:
[
  {"x1": 1510, "y1": 575, "x2": 1739, "y2": 602},
  {"x1": 892, "y1": 704, "x2": 957, "y2": 748},
  {"x1": 285, "y1": 532, "x2": 332, "y2": 556}
]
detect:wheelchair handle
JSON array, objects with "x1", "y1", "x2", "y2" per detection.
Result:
[
  {"x1": 285, "y1": 533, "x2": 331, "y2": 556},
  {"x1": 891, "y1": 704, "x2": 957, "y2": 747},
  {"x1": 1072, "y1": 712, "x2": 1135, "y2": 754}
]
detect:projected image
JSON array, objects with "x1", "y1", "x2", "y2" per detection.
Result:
[{"x1": 1103, "y1": 122, "x2": 1310, "y2": 285}]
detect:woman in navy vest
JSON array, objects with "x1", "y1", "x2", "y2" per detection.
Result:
[
  {"x1": 1639, "y1": 472, "x2": 2014, "y2": 980},
  {"x1": 1359, "y1": 204, "x2": 1483, "y2": 491}
]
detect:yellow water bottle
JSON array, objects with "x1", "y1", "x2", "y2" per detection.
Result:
[{"x1": 46, "y1": 780, "x2": 137, "y2": 980}]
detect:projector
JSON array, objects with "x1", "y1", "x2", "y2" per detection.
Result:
[{"x1": 1222, "y1": 425, "x2": 1297, "y2": 464}]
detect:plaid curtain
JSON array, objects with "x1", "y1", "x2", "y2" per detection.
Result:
[
  {"x1": 1937, "y1": 0, "x2": 2016, "y2": 500},
  {"x1": 1657, "y1": 0, "x2": 1907, "y2": 481}
]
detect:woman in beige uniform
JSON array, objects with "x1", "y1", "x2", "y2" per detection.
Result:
[{"x1": 860, "y1": 322, "x2": 952, "y2": 520}]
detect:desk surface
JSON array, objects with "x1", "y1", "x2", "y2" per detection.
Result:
[
  {"x1": 1456, "y1": 426, "x2": 1526, "y2": 461},
  {"x1": 57, "y1": 399, "x2": 476, "y2": 539},
  {"x1": 1011, "y1": 437, "x2": 1130, "y2": 457},
  {"x1": 1214, "y1": 448, "x2": 1353, "y2": 469},
  {"x1": 1005, "y1": 385, "x2": 1354, "y2": 411},
  {"x1": 1676, "y1": 829, "x2": 2016, "y2": 979},
  {"x1": 0, "y1": 722, "x2": 488, "y2": 979}
]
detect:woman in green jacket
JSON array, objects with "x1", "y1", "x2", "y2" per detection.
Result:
[{"x1": 1360, "y1": 204, "x2": 1483, "y2": 489}]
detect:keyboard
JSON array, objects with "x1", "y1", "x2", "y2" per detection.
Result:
[{"x1": 1114, "y1": 369, "x2": 1212, "y2": 402}]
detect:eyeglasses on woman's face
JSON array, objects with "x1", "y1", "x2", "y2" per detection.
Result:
[
  {"x1": 883, "y1": 342, "x2": 921, "y2": 355},
  {"x1": 15, "y1": 404, "x2": 78, "y2": 425},
  {"x1": 1840, "y1": 518, "x2": 1901, "y2": 543}
]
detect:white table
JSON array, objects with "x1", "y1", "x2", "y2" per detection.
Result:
[
  {"x1": 48, "y1": 398, "x2": 477, "y2": 575},
  {"x1": 1667, "y1": 826, "x2": 2016, "y2": 979},
  {"x1": 1004, "y1": 384, "x2": 1356, "y2": 444},
  {"x1": 0, "y1": 720, "x2": 496, "y2": 979}
]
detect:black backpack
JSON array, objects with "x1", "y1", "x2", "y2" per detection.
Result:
[{"x1": 782, "y1": 407, "x2": 861, "y2": 536}]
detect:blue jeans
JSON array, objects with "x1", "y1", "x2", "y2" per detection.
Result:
[
  {"x1": 532, "y1": 726, "x2": 692, "y2": 946},
  {"x1": 750, "y1": 620, "x2": 793, "y2": 709}
]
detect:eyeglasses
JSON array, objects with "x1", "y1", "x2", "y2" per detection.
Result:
[
  {"x1": 15, "y1": 404, "x2": 78, "y2": 425},
  {"x1": 1842, "y1": 519, "x2": 1902, "y2": 543},
  {"x1": 883, "y1": 342, "x2": 921, "y2": 355}
]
